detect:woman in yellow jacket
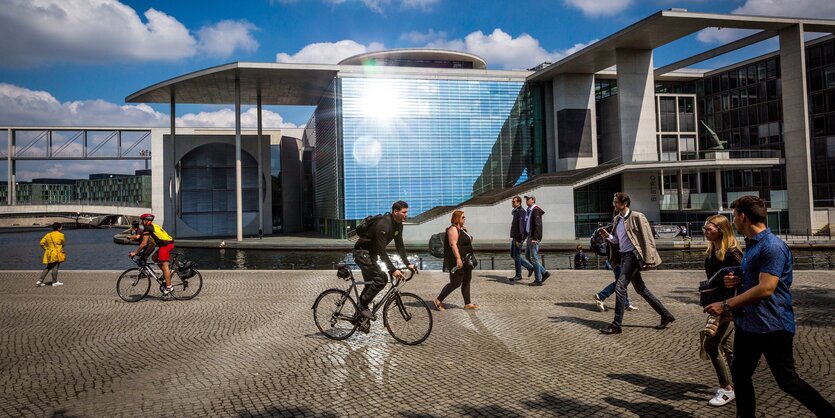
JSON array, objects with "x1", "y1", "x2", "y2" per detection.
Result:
[{"x1": 37, "y1": 222, "x2": 66, "y2": 286}]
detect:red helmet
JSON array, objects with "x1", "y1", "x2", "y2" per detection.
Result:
[{"x1": 139, "y1": 213, "x2": 155, "y2": 221}]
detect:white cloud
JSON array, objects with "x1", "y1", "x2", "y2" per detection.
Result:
[
  {"x1": 0, "y1": 0, "x2": 259, "y2": 67},
  {"x1": 0, "y1": 83, "x2": 296, "y2": 129},
  {"x1": 423, "y1": 29, "x2": 598, "y2": 70},
  {"x1": 697, "y1": 0, "x2": 835, "y2": 43},
  {"x1": 400, "y1": 29, "x2": 448, "y2": 44},
  {"x1": 401, "y1": 0, "x2": 441, "y2": 9},
  {"x1": 197, "y1": 20, "x2": 259, "y2": 59},
  {"x1": 276, "y1": 40, "x2": 385, "y2": 64},
  {"x1": 177, "y1": 108, "x2": 297, "y2": 128},
  {"x1": 564, "y1": 0, "x2": 633, "y2": 17},
  {"x1": 276, "y1": 0, "x2": 437, "y2": 13}
]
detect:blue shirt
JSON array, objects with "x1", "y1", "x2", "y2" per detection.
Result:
[
  {"x1": 735, "y1": 228, "x2": 796, "y2": 334},
  {"x1": 606, "y1": 209, "x2": 636, "y2": 254}
]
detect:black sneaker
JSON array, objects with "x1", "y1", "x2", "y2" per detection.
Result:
[
  {"x1": 542, "y1": 271, "x2": 551, "y2": 282},
  {"x1": 359, "y1": 308, "x2": 376, "y2": 321},
  {"x1": 359, "y1": 320, "x2": 371, "y2": 334},
  {"x1": 527, "y1": 268, "x2": 534, "y2": 278},
  {"x1": 528, "y1": 281, "x2": 543, "y2": 286}
]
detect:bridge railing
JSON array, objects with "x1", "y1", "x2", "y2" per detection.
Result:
[{"x1": 0, "y1": 200, "x2": 151, "y2": 209}]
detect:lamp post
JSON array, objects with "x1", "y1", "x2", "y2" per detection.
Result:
[{"x1": 139, "y1": 149, "x2": 151, "y2": 170}]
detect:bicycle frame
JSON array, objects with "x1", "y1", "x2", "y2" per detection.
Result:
[{"x1": 335, "y1": 268, "x2": 412, "y2": 321}]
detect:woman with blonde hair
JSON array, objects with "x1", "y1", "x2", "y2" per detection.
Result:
[
  {"x1": 434, "y1": 210, "x2": 479, "y2": 310},
  {"x1": 701, "y1": 214, "x2": 743, "y2": 407}
]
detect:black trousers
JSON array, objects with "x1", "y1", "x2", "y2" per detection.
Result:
[
  {"x1": 437, "y1": 268, "x2": 473, "y2": 305},
  {"x1": 352, "y1": 249, "x2": 388, "y2": 309},
  {"x1": 733, "y1": 329, "x2": 834, "y2": 418}
]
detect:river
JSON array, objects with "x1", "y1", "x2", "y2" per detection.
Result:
[{"x1": 2, "y1": 228, "x2": 833, "y2": 271}]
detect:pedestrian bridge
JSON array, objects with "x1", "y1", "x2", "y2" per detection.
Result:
[{"x1": 0, "y1": 204, "x2": 148, "y2": 227}]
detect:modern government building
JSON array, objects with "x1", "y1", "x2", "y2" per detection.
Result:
[{"x1": 6, "y1": 9, "x2": 835, "y2": 241}]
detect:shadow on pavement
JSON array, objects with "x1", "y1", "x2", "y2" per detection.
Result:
[
  {"x1": 399, "y1": 413, "x2": 442, "y2": 418},
  {"x1": 482, "y1": 274, "x2": 516, "y2": 285},
  {"x1": 603, "y1": 396, "x2": 695, "y2": 417},
  {"x1": 607, "y1": 373, "x2": 710, "y2": 402},
  {"x1": 458, "y1": 405, "x2": 524, "y2": 417},
  {"x1": 793, "y1": 286, "x2": 835, "y2": 328},
  {"x1": 521, "y1": 392, "x2": 610, "y2": 416},
  {"x1": 240, "y1": 407, "x2": 336, "y2": 417},
  {"x1": 554, "y1": 301, "x2": 600, "y2": 312},
  {"x1": 549, "y1": 315, "x2": 610, "y2": 330},
  {"x1": 666, "y1": 286, "x2": 700, "y2": 306}
]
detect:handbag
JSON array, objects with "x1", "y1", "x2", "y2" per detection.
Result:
[
  {"x1": 465, "y1": 253, "x2": 479, "y2": 269},
  {"x1": 49, "y1": 234, "x2": 66, "y2": 263}
]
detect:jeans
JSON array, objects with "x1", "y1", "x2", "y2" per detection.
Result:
[
  {"x1": 510, "y1": 240, "x2": 534, "y2": 278},
  {"x1": 38, "y1": 262, "x2": 61, "y2": 283},
  {"x1": 352, "y1": 249, "x2": 388, "y2": 309},
  {"x1": 733, "y1": 330, "x2": 834, "y2": 418},
  {"x1": 703, "y1": 317, "x2": 734, "y2": 388},
  {"x1": 612, "y1": 252, "x2": 673, "y2": 329},
  {"x1": 597, "y1": 265, "x2": 631, "y2": 306},
  {"x1": 526, "y1": 238, "x2": 547, "y2": 282}
]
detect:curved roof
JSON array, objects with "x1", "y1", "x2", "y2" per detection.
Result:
[{"x1": 339, "y1": 48, "x2": 487, "y2": 69}]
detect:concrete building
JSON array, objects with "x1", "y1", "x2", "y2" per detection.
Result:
[{"x1": 112, "y1": 10, "x2": 835, "y2": 241}]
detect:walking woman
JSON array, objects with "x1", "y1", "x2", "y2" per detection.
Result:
[
  {"x1": 701, "y1": 214, "x2": 742, "y2": 407},
  {"x1": 434, "y1": 210, "x2": 479, "y2": 310},
  {"x1": 37, "y1": 222, "x2": 66, "y2": 287}
]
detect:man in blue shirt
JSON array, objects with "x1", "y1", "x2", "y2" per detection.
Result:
[{"x1": 705, "y1": 195, "x2": 833, "y2": 418}]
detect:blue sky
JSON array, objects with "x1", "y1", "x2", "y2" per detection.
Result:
[{"x1": 2, "y1": 0, "x2": 835, "y2": 180}]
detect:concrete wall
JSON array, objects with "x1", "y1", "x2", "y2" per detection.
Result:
[
  {"x1": 552, "y1": 73, "x2": 597, "y2": 171},
  {"x1": 616, "y1": 49, "x2": 658, "y2": 163},
  {"x1": 623, "y1": 172, "x2": 661, "y2": 221},
  {"x1": 403, "y1": 184, "x2": 576, "y2": 245},
  {"x1": 280, "y1": 136, "x2": 304, "y2": 233},
  {"x1": 780, "y1": 24, "x2": 815, "y2": 233},
  {"x1": 598, "y1": 95, "x2": 621, "y2": 163}
]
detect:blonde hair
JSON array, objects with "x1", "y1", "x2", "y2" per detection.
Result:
[
  {"x1": 704, "y1": 214, "x2": 740, "y2": 261},
  {"x1": 450, "y1": 210, "x2": 465, "y2": 226}
]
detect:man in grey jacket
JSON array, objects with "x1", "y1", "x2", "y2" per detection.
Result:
[{"x1": 599, "y1": 192, "x2": 675, "y2": 334}]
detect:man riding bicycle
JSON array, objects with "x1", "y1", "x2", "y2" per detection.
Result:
[
  {"x1": 353, "y1": 200, "x2": 417, "y2": 322},
  {"x1": 129, "y1": 214, "x2": 175, "y2": 295}
]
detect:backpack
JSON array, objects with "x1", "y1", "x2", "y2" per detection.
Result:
[
  {"x1": 590, "y1": 225, "x2": 611, "y2": 257},
  {"x1": 355, "y1": 214, "x2": 385, "y2": 239},
  {"x1": 427, "y1": 231, "x2": 446, "y2": 259}
]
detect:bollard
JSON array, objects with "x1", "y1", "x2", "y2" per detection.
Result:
[
  {"x1": 490, "y1": 256, "x2": 495, "y2": 270},
  {"x1": 419, "y1": 256, "x2": 423, "y2": 270},
  {"x1": 331, "y1": 262, "x2": 335, "y2": 269},
  {"x1": 568, "y1": 256, "x2": 573, "y2": 269},
  {"x1": 291, "y1": 263, "x2": 295, "y2": 270}
]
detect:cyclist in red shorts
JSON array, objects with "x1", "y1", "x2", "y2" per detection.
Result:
[{"x1": 130, "y1": 213, "x2": 175, "y2": 295}]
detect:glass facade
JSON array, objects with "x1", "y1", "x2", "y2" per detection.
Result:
[
  {"x1": 338, "y1": 76, "x2": 527, "y2": 224},
  {"x1": 179, "y1": 144, "x2": 259, "y2": 236},
  {"x1": 808, "y1": 37, "x2": 835, "y2": 207}
]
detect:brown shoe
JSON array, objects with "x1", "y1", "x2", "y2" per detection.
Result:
[
  {"x1": 656, "y1": 316, "x2": 676, "y2": 329},
  {"x1": 433, "y1": 298, "x2": 446, "y2": 311},
  {"x1": 463, "y1": 304, "x2": 480, "y2": 310}
]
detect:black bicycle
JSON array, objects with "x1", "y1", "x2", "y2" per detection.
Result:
[
  {"x1": 312, "y1": 264, "x2": 433, "y2": 345},
  {"x1": 117, "y1": 252, "x2": 203, "y2": 302}
]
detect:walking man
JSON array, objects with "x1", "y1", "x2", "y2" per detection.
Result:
[
  {"x1": 705, "y1": 195, "x2": 834, "y2": 418},
  {"x1": 509, "y1": 196, "x2": 534, "y2": 282},
  {"x1": 524, "y1": 195, "x2": 550, "y2": 286},
  {"x1": 599, "y1": 192, "x2": 675, "y2": 334}
]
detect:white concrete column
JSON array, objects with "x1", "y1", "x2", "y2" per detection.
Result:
[
  {"x1": 715, "y1": 170, "x2": 723, "y2": 211},
  {"x1": 779, "y1": 24, "x2": 814, "y2": 233},
  {"x1": 235, "y1": 77, "x2": 243, "y2": 241},
  {"x1": 677, "y1": 170, "x2": 684, "y2": 211},
  {"x1": 169, "y1": 91, "x2": 176, "y2": 235},
  {"x1": 552, "y1": 73, "x2": 597, "y2": 171},
  {"x1": 616, "y1": 49, "x2": 658, "y2": 163},
  {"x1": 7, "y1": 128, "x2": 13, "y2": 205},
  {"x1": 257, "y1": 91, "x2": 263, "y2": 236}
]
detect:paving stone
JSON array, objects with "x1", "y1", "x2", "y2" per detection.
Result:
[{"x1": 0, "y1": 269, "x2": 832, "y2": 417}]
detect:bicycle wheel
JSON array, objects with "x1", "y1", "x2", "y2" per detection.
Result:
[
  {"x1": 313, "y1": 289, "x2": 358, "y2": 340},
  {"x1": 383, "y1": 292, "x2": 433, "y2": 345},
  {"x1": 117, "y1": 268, "x2": 151, "y2": 302},
  {"x1": 170, "y1": 270, "x2": 203, "y2": 300}
]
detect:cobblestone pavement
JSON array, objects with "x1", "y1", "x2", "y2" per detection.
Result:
[{"x1": 1, "y1": 269, "x2": 833, "y2": 417}]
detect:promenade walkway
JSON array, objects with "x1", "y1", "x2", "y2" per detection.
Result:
[{"x1": 1, "y1": 270, "x2": 832, "y2": 417}]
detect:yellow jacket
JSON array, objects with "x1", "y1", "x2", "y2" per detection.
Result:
[{"x1": 40, "y1": 230, "x2": 66, "y2": 264}]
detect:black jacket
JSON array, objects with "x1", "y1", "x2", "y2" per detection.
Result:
[
  {"x1": 510, "y1": 207, "x2": 527, "y2": 242},
  {"x1": 354, "y1": 213, "x2": 409, "y2": 272},
  {"x1": 526, "y1": 205, "x2": 545, "y2": 241}
]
